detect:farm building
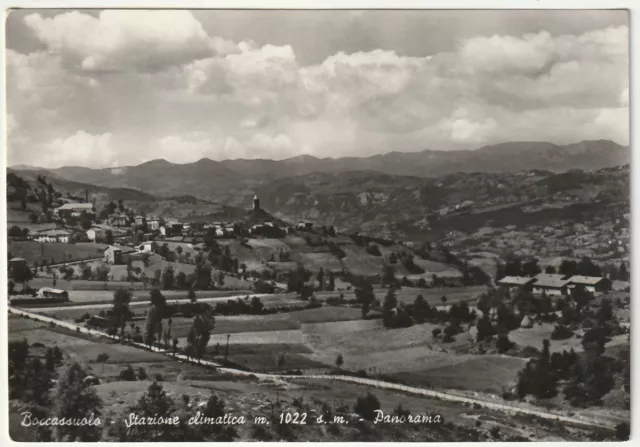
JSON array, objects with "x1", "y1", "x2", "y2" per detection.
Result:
[
  {"x1": 134, "y1": 215, "x2": 145, "y2": 226},
  {"x1": 36, "y1": 287, "x2": 69, "y2": 301},
  {"x1": 297, "y1": 221, "x2": 314, "y2": 230},
  {"x1": 498, "y1": 276, "x2": 535, "y2": 291},
  {"x1": 54, "y1": 202, "x2": 94, "y2": 217},
  {"x1": 147, "y1": 216, "x2": 160, "y2": 230},
  {"x1": 104, "y1": 246, "x2": 123, "y2": 264},
  {"x1": 567, "y1": 276, "x2": 611, "y2": 293},
  {"x1": 520, "y1": 315, "x2": 533, "y2": 328},
  {"x1": 32, "y1": 229, "x2": 71, "y2": 243},
  {"x1": 86, "y1": 224, "x2": 122, "y2": 242},
  {"x1": 108, "y1": 213, "x2": 129, "y2": 227},
  {"x1": 138, "y1": 242, "x2": 153, "y2": 252},
  {"x1": 532, "y1": 273, "x2": 570, "y2": 296}
]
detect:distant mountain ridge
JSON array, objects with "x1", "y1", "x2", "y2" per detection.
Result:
[{"x1": 9, "y1": 139, "x2": 629, "y2": 208}]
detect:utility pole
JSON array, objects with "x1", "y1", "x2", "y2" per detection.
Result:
[{"x1": 225, "y1": 334, "x2": 230, "y2": 361}]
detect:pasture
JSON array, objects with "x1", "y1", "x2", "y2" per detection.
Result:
[
  {"x1": 392, "y1": 355, "x2": 528, "y2": 394},
  {"x1": 9, "y1": 241, "x2": 108, "y2": 265}
]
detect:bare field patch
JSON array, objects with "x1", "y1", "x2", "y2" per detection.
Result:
[
  {"x1": 287, "y1": 306, "x2": 363, "y2": 324},
  {"x1": 301, "y1": 318, "x2": 382, "y2": 335},
  {"x1": 9, "y1": 241, "x2": 108, "y2": 265},
  {"x1": 392, "y1": 355, "x2": 528, "y2": 394}
]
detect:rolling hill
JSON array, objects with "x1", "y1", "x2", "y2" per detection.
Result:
[
  {"x1": 18, "y1": 140, "x2": 628, "y2": 208},
  {"x1": 6, "y1": 167, "x2": 246, "y2": 221}
]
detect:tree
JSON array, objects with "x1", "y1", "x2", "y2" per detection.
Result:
[
  {"x1": 188, "y1": 288, "x2": 197, "y2": 303},
  {"x1": 145, "y1": 293, "x2": 165, "y2": 348},
  {"x1": 51, "y1": 362, "x2": 103, "y2": 441},
  {"x1": 82, "y1": 265, "x2": 92, "y2": 281},
  {"x1": 618, "y1": 262, "x2": 629, "y2": 281},
  {"x1": 150, "y1": 288, "x2": 166, "y2": 308},
  {"x1": 327, "y1": 271, "x2": 336, "y2": 291},
  {"x1": 545, "y1": 265, "x2": 557, "y2": 274},
  {"x1": 382, "y1": 286, "x2": 398, "y2": 327},
  {"x1": 522, "y1": 258, "x2": 542, "y2": 277},
  {"x1": 162, "y1": 265, "x2": 175, "y2": 290},
  {"x1": 187, "y1": 309, "x2": 215, "y2": 362},
  {"x1": 496, "y1": 334, "x2": 514, "y2": 354},
  {"x1": 196, "y1": 392, "x2": 231, "y2": 439},
  {"x1": 112, "y1": 288, "x2": 133, "y2": 336},
  {"x1": 12, "y1": 261, "x2": 33, "y2": 289},
  {"x1": 381, "y1": 265, "x2": 396, "y2": 287},
  {"x1": 559, "y1": 259, "x2": 577, "y2": 277},
  {"x1": 137, "y1": 367, "x2": 148, "y2": 380},
  {"x1": 335, "y1": 353, "x2": 344, "y2": 369},
  {"x1": 9, "y1": 339, "x2": 31, "y2": 400},
  {"x1": 194, "y1": 263, "x2": 212, "y2": 290},
  {"x1": 105, "y1": 230, "x2": 114, "y2": 245},
  {"x1": 476, "y1": 315, "x2": 495, "y2": 341},
  {"x1": 96, "y1": 353, "x2": 110, "y2": 373},
  {"x1": 596, "y1": 298, "x2": 614, "y2": 324},
  {"x1": 354, "y1": 392, "x2": 381, "y2": 420},
  {"x1": 412, "y1": 294, "x2": 431, "y2": 324},
  {"x1": 250, "y1": 296, "x2": 264, "y2": 314},
  {"x1": 276, "y1": 352, "x2": 286, "y2": 369},
  {"x1": 176, "y1": 271, "x2": 188, "y2": 289},
  {"x1": 316, "y1": 267, "x2": 324, "y2": 291},
  {"x1": 126, "y1": 381, "x2": 177, "y2": 441},
  {"x1": 355, "y1": 282, "x2": 375, "y2": 317}
]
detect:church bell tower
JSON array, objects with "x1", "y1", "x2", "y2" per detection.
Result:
[{"x1": 253, "y1": 194, "x2": 260, "y2": 212}]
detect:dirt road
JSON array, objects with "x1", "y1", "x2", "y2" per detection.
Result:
[{"x1": 8, "y1": 306, "x2": 615, "y2": 431}]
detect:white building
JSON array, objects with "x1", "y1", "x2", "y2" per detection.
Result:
[
  {"x1": 138, "y1": 242, "x2": 153, "y2": 252},
  {"x1": 54, "y1": 202, "x2": 94, "y2": 217},
  {"x1": 32, "y1": 229, "x2": 71, "y2": 243}
]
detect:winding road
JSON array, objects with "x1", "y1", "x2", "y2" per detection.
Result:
[{"x1": 8, "y1": 306, "x2": 616, "y2": 431}]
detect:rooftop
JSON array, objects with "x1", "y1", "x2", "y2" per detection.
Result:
[
  {"x1": 567, "y1": 275, "x2": 606, "y2": 285},
  {"x1": 56, "y1": 202, "x2": 94, "y2": 210},
  {"x1": 498, "y1": 276, "x2": 534, "y2": 286},
  {"x1": 37, "y1": 229, "x2": 71, "y2": 236},
  {"x1": 534, "y1": 273, "x2": 569, "y2": 282},
  {"x1": 534, "y1": 277, "x2": 571, "y2": 288},
  {"x1": 38, "y1": 287, "x2": 67, "y2": 293}
]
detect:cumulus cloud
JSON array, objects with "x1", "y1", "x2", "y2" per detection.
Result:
[
  {"x1": 155, "y1": 132, "x2": 300, "y2": 162},
  {"x1": 23, "y1": 10, "x2": 235, "y2": 72},
  {"x1": 6, "y1": 10, "x2": 629, "y2": 167},
  {"x1": 39, "y1": 131, "x2": 117, "y2": 168}
]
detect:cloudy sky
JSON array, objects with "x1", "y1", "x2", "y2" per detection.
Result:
[{"x1": 6, "y1": 9, "x2": 629, "y2": 168}]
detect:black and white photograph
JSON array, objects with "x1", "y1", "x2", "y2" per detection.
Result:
[{"x1": 3, "y1": 6, "x2": 632, "y2": 443}]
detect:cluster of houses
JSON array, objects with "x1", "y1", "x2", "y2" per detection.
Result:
[
  {"x1": 498, "y1": 272, "x2": 620, "y2": 296},
  {"x1": 24, "y1": 194, "x2": 317, "y2": 249}
]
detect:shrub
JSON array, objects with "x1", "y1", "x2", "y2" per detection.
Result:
[
  {"x1": 496, "y1": 334, "x2": 515, "y2": 354},
  {"x1": 354, "y1": 392, "x2": 381, "y2": 420},
  {"x1": 615, "y1": 423, "x2": 630, "y2": 441},
  {"x1": 137, "y1": 367, "x2": 148, "y2": 380},
  {"x1": 118, "y1": 364, "x2": 137, "y2": 381},
  {"x1": 551, "y1": 324, "x2": 574, "y2": 340}
]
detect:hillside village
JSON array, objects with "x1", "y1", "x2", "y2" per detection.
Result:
[{"x1": 7, "y1": 167, "x2": 631, "y2": 442}]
